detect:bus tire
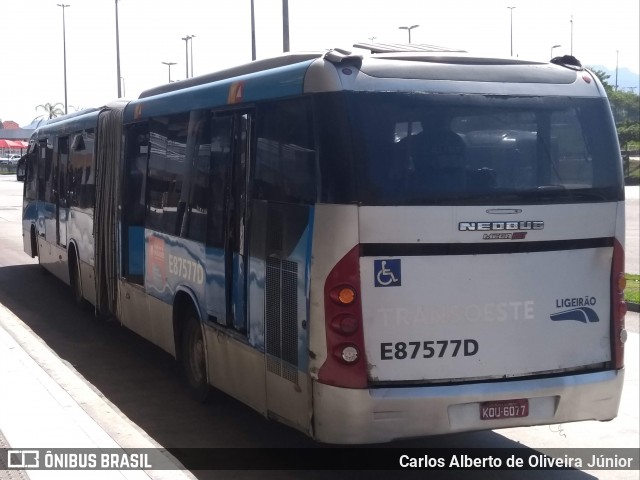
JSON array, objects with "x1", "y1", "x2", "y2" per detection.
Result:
[
  {"x1": 69, "y1": 249, "x2": 85, "y2": 307},
  {"x1": 181, "y1": 310, "x2": 210, "y2": 402},
  {"x1": 30, "y1": 226, "x2": 37, "y2": 258},
  {"x1": 36, "y1": 235, "x2": 49, "y2": 275}
]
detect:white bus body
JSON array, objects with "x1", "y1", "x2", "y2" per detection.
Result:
[{"x1": 22, "y1": 49, "x2": 626, "y2": 444}]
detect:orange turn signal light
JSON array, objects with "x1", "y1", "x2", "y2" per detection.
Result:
[
  {"x1": 330, "y1": 286, "x2": 357, "y2": 305},
  {"x1": 617, "y1": 274, "x2": 626, "y2": 293}
]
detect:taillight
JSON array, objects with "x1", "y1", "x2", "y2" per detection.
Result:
[
  {"x1": 318, "y1": 245, "x2": 368, "y2": 388},
  {"x1": 611, "y1": 239, "x2": 626, "y2": 369}
]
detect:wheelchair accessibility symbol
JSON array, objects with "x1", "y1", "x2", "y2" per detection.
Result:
[{"x1": 374, "y1": 259, "x2": 401, "y2": 287}]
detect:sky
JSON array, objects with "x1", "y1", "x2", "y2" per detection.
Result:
[{"x1": 2, "y1": 0, "x2": 639, "y2": 127}]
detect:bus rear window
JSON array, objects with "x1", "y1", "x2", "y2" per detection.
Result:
[{"x1": 345, "y1": 93, "x2": 623, "y2": 205}]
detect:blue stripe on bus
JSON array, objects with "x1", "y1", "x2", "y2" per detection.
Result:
[
  {"x1": 36, "y1": 111, "x2": 101, "y2": 136},
  {"x1": 123, "y1": 60, "x2": 314, "y2": 122},
  {"x1": 128, "y1": 226, "x2": 145, "y2": 276},
  {"x1": 298, "y1": 206, "x2": 315, "y2": 372}
]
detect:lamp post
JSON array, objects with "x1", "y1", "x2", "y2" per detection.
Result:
[
  {"x1": 181, "y1": 36, "x2": 191, "y2": 79},
  {"x1": 115, "y1": 0, "x2": 122, "y2": 97},
  {"x1": 615, "y1": 50, "x2": 619, "y2": 91},
  {"x1": 189, "y1": 35, "x2": 195, "y2": 78},
  {"x1": 57, "y1": 3, "x2": 70, "y2": 115},
  {"x1": 570, "y1": 15, "x2": 573, "y2": 55},
  {"x1": 398, "y1": 24, "x2": 419, "y2": 44},
  {"x1": 162, "y1": 61, "x2": 176, "y2": 83},
  {"x1": 250, "y1": 0, "x2": 256, "y2": 60},
  {"x1": 551, "y1": 44, "x2": 561, "y2": 58},
  {"x1": 507, "y1": 6, "x2": 515, "y2": 57},
  {"x1": 282, "y1": 0, "x2": 290, "y2": 52}
]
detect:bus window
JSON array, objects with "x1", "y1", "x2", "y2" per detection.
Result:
[
  {"x1": 346, "y1": 92, "x2": 622, "y2": 205},
  {"x1": 254, "y1": 98, "x2": 316, "y2": 204},
  {"x1": 123, "y1": 123, "x2": 149, "y2": 226},
  {"x1": 184, "y1": 111, "x2": 211, "y2": 243},
  {"x1": 37, "y1": 140, "x2": 48, "y2": 202},
  {"x1": 207, "y1": 115, "x2": 233, "y2": 249},
  {"x1": 68, "y1": 129, "x2": 96, "y2": 209},
  {"x1": 146, "y1": 114, "x2": 189, "y2": 236},
  {"x1": 24, "y1": 148, "x2": 38, "y2": 202}
]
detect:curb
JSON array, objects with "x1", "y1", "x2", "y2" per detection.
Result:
[
  {"x1": 0, "y1": 302, "x2": 196, "y2": 480},
  {"x1": 628, "y1": 302, "x2": 640, "y2": 313}
]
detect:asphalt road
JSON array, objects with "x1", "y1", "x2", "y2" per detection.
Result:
[{"x1": 0, "y1": 175, "x2": 638, "y2": 480}]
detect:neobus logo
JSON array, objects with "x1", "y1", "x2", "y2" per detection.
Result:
[{"x1": 458, "y1": 221, "x2": 544, "y2": 231}]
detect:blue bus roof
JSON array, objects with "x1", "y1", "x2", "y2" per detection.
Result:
[
  {"x1": 32, "y1": 109, "x2": 101, "y2": 139},
  {"x1": 124, "y1": 58, "x2": 316, "y2": 123}
]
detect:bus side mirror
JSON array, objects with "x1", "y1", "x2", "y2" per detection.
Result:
[{"x1": 16, "y1": 158, "x2": 26, "y2": 182}]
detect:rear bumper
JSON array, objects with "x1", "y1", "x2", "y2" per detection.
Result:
[{"x1": 312, "y1": 369, "x2": 624, "y2": 444}]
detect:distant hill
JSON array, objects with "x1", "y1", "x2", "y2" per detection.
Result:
[{"x1": 590, "y1": 65, "x2": 639, "y2": 93}]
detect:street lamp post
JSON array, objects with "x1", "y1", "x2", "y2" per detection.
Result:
[
  {"x1": 115, "y1": 0, "x2": 122, "y2": 97},
  {"x1": 615, "y1": 50, "x2": 619, "y2": 91},
  {"x1": 507, "y1": 6, "x2": 515, "y2": 57},
  {"x1": 398, "y1": 24, "x2": 419, "y2": 44},
  {"x1": 162, "y1": 61, "x2": 176, "y2": 83},
  {"x1": 551, "y1": 44, "x2": 561, "y2": 58},
  {"x1": 189, "y1": 35, "x2": 195, "y2": 78},
  {"x1": 570, "y1": 15, "x2": 574, "y2": 55},
  {"x1": 57, "y1": 3, "x2": 70, "y2": 115},
  {"x1": 283, "y1": 0, "x2": 290, "y2": 52},
  {"x1": 182, "y1": 36, "x2": 191, "y2": 79},
  {"x1": 250, "y1": 0, "x2": 256, "y2": 60}
]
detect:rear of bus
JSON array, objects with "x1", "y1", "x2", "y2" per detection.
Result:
[{"x1": 306, "y1": 53, "x2": 626, "y2": 444}]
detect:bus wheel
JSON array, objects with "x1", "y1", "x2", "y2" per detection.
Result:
[
  {"x1": 69, "y1": 251, "x2": 84, "y2": 307},
  {"x1": 30, "y1": 227, "x2": 37, "y2": 258},
  {"x1": 36, "y1": 236, "x2": 49, "y2": 275},
  {"x1": 182, "y1": 311, "x2": 210, "y2": 402}
]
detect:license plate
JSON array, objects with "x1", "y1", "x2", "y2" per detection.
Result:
[{"x1": 480, "y1": 398, "x2": 529, "y2": 420}]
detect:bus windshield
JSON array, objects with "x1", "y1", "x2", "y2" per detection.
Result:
[{"x1": 344, "y1": 92, "x2": 623, "y2": 205}]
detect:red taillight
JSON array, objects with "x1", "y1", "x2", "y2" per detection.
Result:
[
  {"x1": 611, "y1": 239, "x2": 626, "y2": 369},
  {"x1": 330, "y1": 314, "x2": 359, "y2": 335},
  {"x1": 318, "y1": 245, "x2": 368, "y2": 388}
]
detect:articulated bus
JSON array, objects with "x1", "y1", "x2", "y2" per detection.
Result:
[{"x1": 21, "y1": 46, "x2": 627, "y2": 443}]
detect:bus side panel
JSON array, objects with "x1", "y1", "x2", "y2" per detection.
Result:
[
  {"x1": 256, "y1": 202, "x2": 315, "y2": 433},
  {"x1": 22, "y1": 199, "x2": 38, "y2": 256},
  {"x1": 36, "y1": 235, "x2": 69, "y2": 283},
  {"x1": 143, "y1": 231, "x2": 207, "y2": 353},
  {"x1": 118, "y1": 279, "x2": 175, "y2": 356},
  {"x1": 68, "y1": 208, "x2": 96, "y2": 305}
]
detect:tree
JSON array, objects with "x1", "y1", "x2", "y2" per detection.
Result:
[
  {"x1": 590, "y1": 68, "x2": 614, "y2": 95},
  {"x1": 608, "y1": 89, "x2": 639, "y2": 129},
  {"x1": 588, "y1": 67, "x2": 640, "y2": 149},
  {"x1": 36, "y1": 102, "x2": 65, "y2": 119}
]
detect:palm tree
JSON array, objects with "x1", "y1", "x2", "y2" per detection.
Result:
[{"x1": 36, "y1": 102, "x2": 65, "y2": 119}]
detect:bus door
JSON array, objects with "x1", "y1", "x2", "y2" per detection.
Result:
[
  {"x1": 42, "y1": 138, "x2": 57, "y2": 245},
  {"x1": 56, "y1": 136, "x2": 69, "y2": 247},
  {"x1": 122, "y1": 123, "x2": 149, "y2": 284},
  {"x1": 225, "y1": 112, "x2": 253, "y2": 332}
]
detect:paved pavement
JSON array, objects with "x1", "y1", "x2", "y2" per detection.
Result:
[{"x1": 0, "y1": 302, "x2": 195, "y2": 480}]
